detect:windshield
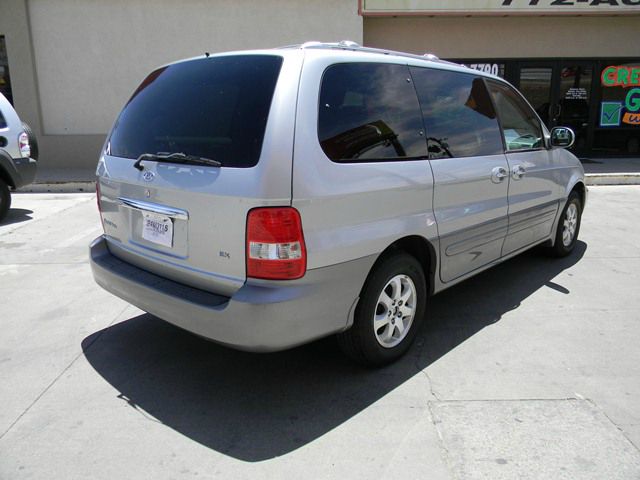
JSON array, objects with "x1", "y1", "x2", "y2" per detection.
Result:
[{"x1": 108, "y1": 55, "x2": 283, "y2": 168}]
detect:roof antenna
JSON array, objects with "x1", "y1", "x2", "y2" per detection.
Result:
[{"x1": 205, "y1": 52, "x2": 210, "y2": 57}]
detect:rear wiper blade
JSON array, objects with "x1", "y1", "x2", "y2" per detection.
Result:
[{"x1": 134, "y1": 152, "x2": 222, "y2": 171}]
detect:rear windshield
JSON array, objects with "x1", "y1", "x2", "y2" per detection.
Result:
[{"x1": 108, "y1": 55, "x2": 283, "y2": 168}]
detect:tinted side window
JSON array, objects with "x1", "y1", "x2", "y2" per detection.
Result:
[
  {"x1": 0, "y1": 110, "x2": 6, "y2": 129},
  {"x1": 487, "y1": 81, "x2": 545, "y2": 152},
  {"x1": 318, "y1": 63, "x2": 426, "y2": 162},
  {"x1": 410, "y1": 67, "x2": 503, "y2": 159},
  {"x1": 109, "y1": 55, "x2": 283, "y2": 168}
]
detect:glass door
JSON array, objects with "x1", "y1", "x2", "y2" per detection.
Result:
[
  {"x1": 518, "y1": 64, "x2": 554, "y2": 127},
  {"x1": 516, "y1": 61, "x2": 595, "y2": 155},
  {"x1": 556, "y1": 63, "x2": 593, "y2": 152}
]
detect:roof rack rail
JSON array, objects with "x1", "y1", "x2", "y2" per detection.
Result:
[{"x1": 276, "y1": 41, "x2": 455, "y2": 66}]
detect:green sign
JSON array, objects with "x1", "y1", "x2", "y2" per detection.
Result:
[{"x1": 600, "y1": 102, "x2": 622, "y2": 127}]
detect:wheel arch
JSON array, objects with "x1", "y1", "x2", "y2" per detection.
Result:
[
  {"x1": 570, "y1": 180, "x2": 586, "y2": 208},
  {"x1": 369, "y1": 235, "x2": 437, "y2": 296}
]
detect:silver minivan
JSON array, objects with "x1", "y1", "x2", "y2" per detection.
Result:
[{"x1": 91, "y1": 42, "x2": 586, "y2": 366}]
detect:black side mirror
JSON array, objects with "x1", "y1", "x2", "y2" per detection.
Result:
[{"x1": 550, "y1": 126, "x2": 575, "y2": 148}]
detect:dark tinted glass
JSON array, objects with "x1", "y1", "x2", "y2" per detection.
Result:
[
  {"x1": 109, "y1": 55, "x2": 283, "y2": 167},
  {"x1": 410, "y1": 67, "x2": 503, "y2": 159},
  {"x1": 318, "y1": 63, "x2": 426, "y2": 162},
  {"x1": 0, "y1": 110, "x2": 6, "y2": 129},
  {"x1": 487, "y1": 80, "x2": 544, "y2": 151}
]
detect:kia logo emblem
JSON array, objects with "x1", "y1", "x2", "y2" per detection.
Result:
[{"x1": 142, "y1": 171, "x2": 155, "y2": 182}]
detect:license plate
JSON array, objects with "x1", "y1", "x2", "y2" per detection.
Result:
[{"x1": 142, "y1": 212, "x2": 173, "y2": 248}]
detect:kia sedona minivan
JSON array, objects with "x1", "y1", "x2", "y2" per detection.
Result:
[{"x1": 91, "y1": 41, "x2": 586, "y2": 366}]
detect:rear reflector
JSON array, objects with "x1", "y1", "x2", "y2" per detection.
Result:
[{"x1": 246, "y1": 207, "x2": 306, "y2": 280}]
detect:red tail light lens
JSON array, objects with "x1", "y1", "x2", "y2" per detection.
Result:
[{"x1": 246, "y1": 207, "x2": 306, "y2": 280}]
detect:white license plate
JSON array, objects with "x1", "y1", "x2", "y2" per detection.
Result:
[{"x1": 141, "y1": 212, "x2": 174, "y2": 248}]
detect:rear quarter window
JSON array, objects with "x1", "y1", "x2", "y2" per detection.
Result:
[
  {"x1": 318, "y1": 62, "x2": 427, "y2": 162},
  {"x1": 0, "y1": 110, "x2": 6, "y2": 129},
  {"x1": 410, "y1": 67, "x2": 504, "y2": 159},
  {"x1": 108, "y1": 55, "x2": 283, "y2": 168}
]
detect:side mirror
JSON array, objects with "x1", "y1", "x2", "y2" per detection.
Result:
[{"x1": 550, "y1": 126, "x2": 575, "y2": 148}]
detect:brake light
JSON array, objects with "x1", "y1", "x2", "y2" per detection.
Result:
[
  {"x1": 246, "y1": 207, "x2": 306, "y2": 280},
  {"x1": 18, "y1": 132, "x2": 30, "y2": 158}
]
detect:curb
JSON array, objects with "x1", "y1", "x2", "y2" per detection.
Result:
[
  {"x1": 17, "y1": 182, "x2": 96, "y2": 193},
  {"x1": 585, "y1": 174, "x2": 640, "y2": 186}
]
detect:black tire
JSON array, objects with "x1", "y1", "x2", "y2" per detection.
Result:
[
  {"x1": 22, "y1": 122, "x2": 38, "y2": 160},
  {"x1": 0, "y1": 177, "x2": 11, "y2": 222},
  {"x1": 548, "y1": 191, "x2": 582, "y2": 257},
  {"x1": 337, "y1": 252, "x2": 427, "y2": 367}
]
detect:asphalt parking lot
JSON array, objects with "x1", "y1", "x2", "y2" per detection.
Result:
[{"x1": 1, "y1": 187, "x2": 639, "y2": 479}]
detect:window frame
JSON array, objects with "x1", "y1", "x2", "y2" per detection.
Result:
[
  {"x1": 409, "y1": 66, "x2": 506, "y2": 160},
  {"x1": 485, "y1": 78, "x2": 549, "y2": 153}
]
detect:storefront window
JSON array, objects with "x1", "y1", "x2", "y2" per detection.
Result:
[
  {"x1": 0, "y1": 36, "x2": 12, "y2": 105},
  {"x1": 593, "y1": 62, "x2": 640, "y2": 155}
]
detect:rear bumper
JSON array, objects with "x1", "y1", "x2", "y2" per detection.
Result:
[
  {"x1": 90, "y1": 235, "x2": 375, "y2": 352},
  {"x1": 11, "y1": 157, "x2": 37, "y2": 188},
  {"x1": 0, "y1": 151, "x2": 37, "y2": 188}
]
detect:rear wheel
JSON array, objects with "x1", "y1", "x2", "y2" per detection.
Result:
[
  {"x1": 549, "y1": 191, "x2": 582, "y2": 257},
  {"x1": 0, "y1": 178, "x2": 11, "y2": 222},
  {"x1": 337, "y1": 252, "x2": 427, "y2": 366}
]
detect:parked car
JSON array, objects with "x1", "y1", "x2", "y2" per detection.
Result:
[
  {"x1": 91, "y1": 42, "x2": 586, "y2": 366},
  {"x1": 0, "y1": 92, "x2": 38, "y2": 221}
]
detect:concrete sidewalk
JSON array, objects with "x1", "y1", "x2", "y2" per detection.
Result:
[
  {"x1": 15, "y1": 157, "x2": 640, "y2": 192},
  {"x1": 581, "y1": 157, "x2": 640, "y2": 185}
]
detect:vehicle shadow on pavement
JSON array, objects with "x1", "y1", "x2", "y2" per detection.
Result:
[
  {"x1": 1, "y1": 208, "x2": 33, "y2": 226},
  {"x1": 82, "y1": 241, "x2": 586, "y2": 462}
]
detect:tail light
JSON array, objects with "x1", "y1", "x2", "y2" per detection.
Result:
[
  {"x1": 18, "y1": 132, "x2": 30, "y2": 158},
  {"x1": 246, "y1": 207, "x2": 306, "y2": 280}
]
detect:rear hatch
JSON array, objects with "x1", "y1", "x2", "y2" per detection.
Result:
[{"x1": 97, "y1": 53, "x2": 298, "y2": 297}]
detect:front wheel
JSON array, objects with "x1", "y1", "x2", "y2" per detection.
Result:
[
  {"x1": 337, "y1": 252, "x2": 427, "y2": 367},
  {"x1": 548, "y1": 191, "x2": 582, "y2": 257}
]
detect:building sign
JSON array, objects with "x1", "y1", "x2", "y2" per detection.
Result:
[
  {"x1": 462, "y1": 63, "x2": 503, "y2": 77},
  {"x1": 600, "y1": 102, "x2": 622, "y2": 126},
  {"x1": 601, "y1": 65, "x2": 640, "y2": 126},
  {"x1": 360, "y1": 0, "x2": 640, "y2": 15}
]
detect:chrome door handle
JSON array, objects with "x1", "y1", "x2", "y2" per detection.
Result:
[
  {"x1": 512, "y1": 165, "x2": 526, "y2": 180},
  {"x1": 491, "y1": 166, "x2": 508, "y2": 184}
]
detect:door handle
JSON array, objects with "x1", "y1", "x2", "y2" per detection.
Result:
[
  {"x1": 491, "y1": 166, "x2": 508, "y2": 184},
  {"x1": 512, "y1": 165, "x2": 526, "y2": 180}
]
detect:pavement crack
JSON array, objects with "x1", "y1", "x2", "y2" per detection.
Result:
[
  {"x1": 427, "y1": 401, "x2": 457, "y2": 480},
  {"x1": 413, "y1": 336, "x2": 442, "y2": 401},
  {"x1": 117, "y1": 394, "x2": 162, "y2": 424},
  {"x1": 597, "y1": 403, "x2": 640, "y2": 454},
  {"x1": 0, "y1": 303, "x2": 129, "y2": 441}
]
